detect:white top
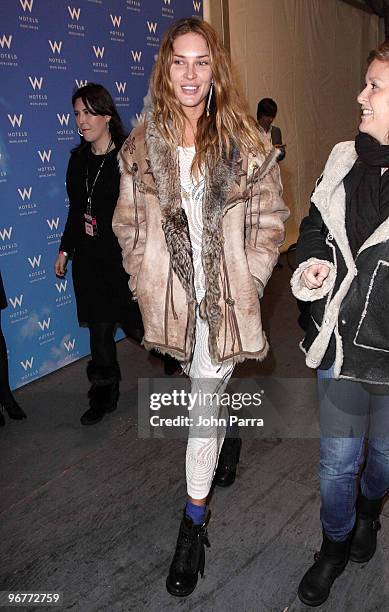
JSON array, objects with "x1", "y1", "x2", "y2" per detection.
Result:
[{"x1": 178, "y1": 146, "x2": 206, "y2": 302}]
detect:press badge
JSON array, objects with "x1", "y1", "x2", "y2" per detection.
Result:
[{"x1": 84, "y1": 213, "x2": 98, "y2": 237}]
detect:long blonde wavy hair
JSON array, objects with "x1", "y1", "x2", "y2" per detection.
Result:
[{"x1": 150, "y1": 18, "x2": 264, "y2": 175}]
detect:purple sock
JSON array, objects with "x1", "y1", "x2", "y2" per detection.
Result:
[{"x1": 185, "y1": 500, "x2": 206, "y2": 525}]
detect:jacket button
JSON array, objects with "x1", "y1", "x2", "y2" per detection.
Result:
[
  {"x1": 328, "y1": 233, "x2": 334, "y2": 241},
  {"x1": 324, "y1": 318, "x2": 329, "y2": 325},
  {"x1": 341, "y1": 319, "x2": 346, "y2": 325},
  {"x1": 354, "y1": 269, "x2": 358, "y2": 276}
]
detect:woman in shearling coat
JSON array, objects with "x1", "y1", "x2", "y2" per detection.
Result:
[
  {"x1": 291, "y1": 42, "x2": 389, "y2": 608},
  {"x1": 113, "y1": 18, "x2": 288, "y2": 597}
]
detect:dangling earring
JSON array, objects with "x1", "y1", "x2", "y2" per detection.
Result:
[
  {"x1": 77, "y1": 128, "x2": 83, "y2": 137},
  {"x1": 206, "y1": 82, "x2": 214, "y2": 117}
]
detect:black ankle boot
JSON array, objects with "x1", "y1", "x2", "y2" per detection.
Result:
[
  {"x1": 0, "y1": 410, "x2": 4, "y2": 427},
  {"x1": 298, "y1": 531, "x2": 352, "y2": 607},
  {"x1": 213, "y1": 437, "x2": 242, "y2": 487},
  {"x1": 350, "y1": 494, "x2": 383, "y2": 563},
  {"x1": 166, "y1": 512, "x2": 210, "y2": 597},
  {"x1": 3, "y1": 397, "x2": 27, "y2": 420},
  {"x1": 81, "y1": 361, "x2": 120, "y2": 426},
  {"x1": 0, "y1": 388, "x2": 27, "y2": 420}
]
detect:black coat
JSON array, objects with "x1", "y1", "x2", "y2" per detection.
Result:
[
  {"x1": 291, "y1": 141, "x2": 389, "y2": 385},
  {"x1": 0, "y1": 270, "x2": 7, "y2": 310},
  {"x1": 60, "y1": 146, "x2": 134, "y2": 326}
]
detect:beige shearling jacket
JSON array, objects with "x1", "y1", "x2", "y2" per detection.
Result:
[{"x1": 112, "y1": 122, "x2": 289, "y2": 365}]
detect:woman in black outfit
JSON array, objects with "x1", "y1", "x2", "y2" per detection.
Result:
[
  {"x1": 0, "y1": 270, "x2": 27, "y2": 426},
  {"x1": 55, "y1": 83, "x2": 142, "y2": 426}
]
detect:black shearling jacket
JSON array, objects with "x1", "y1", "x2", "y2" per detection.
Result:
[{"x1": 291, "y1": 141, "x2": 389, "y2": 386}]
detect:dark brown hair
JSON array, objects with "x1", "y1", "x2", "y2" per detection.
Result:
[{"x1": 71, "y1": 83, "x2": 127, "y2": 153}]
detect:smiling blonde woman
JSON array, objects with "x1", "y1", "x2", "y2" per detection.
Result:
[{"x1": 113, "y1": 18, "x2": 288, "y2": 597}]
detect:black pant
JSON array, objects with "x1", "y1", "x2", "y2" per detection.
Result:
[
  {"x1": 89, "y1": 322, "x2": 117, "y2": 368},
  {"x1": 0, "y1": 312, "x2": 13, "y2": 404}
]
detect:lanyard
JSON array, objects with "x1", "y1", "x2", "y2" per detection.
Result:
[{"x1": 85, "y1": 138, "x2": 113, "y2": 216}]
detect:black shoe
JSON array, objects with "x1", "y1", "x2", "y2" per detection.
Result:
[
  {"x1": 81, "y1": 361, "x2": 120, "y2": 426},
  {"x1": 163, "y1": 354, "x2": 181, "y2": 376},
  {"x1": 350, "y1": 494, "x2": 383, "y2": 563},
  {"x1": 80, "y1": 382, "x2": 119, "y2": 426},
  {"x1": 166, "y1": 511, "x2": 210, "y2": 597},
  {"x1": 0, "y1": 410, "x2": 4, "y2": 427},
  {"x1": 298, "y1": 531, "x2": 351, "y2": 607},
  {"x1": 213, "y1": 437, "x2": 242, "y2": 487},
  {"x1": 2, "y1": 397, "x2": 27, "y2": 420}
]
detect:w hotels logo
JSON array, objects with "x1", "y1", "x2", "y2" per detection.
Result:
[
  {"x1": 7, "y1": 114, "x2": 23, "y2": 128},
  {"x1": 67, "y1": 6, "x2": 81, "y2": 20},
  {"x1": 75, "y1": 79, "x2": 87, "y2": 88},
  {"x1": 163, "y1": 0, "x2": 171, "y2": 4},
  {"x1": 28, "y1": 254, "x2": 41, "y2": 268},
  {"x1": 0, "y1": 35, "x2": 13, "y2": 49},
  {"x1": 48, "y1": 40, "x2": 62, "y2": 54},
  {"x1": 0, "y1": 227, "x2": 13, "y2": 241},
  {"x1": 38, "y1": 317, "x2": 51, "y2": 331},
  {"x1": 147, "y1": 21, "x2": 158, "y2": 34},
  {"x1": 57, "y1": 113, "x2": 70, "y2": 126},
  {"x1": 110, "y1": 14, "x2": 122, "y2": 28},
  {"x1": 20, "y1": 357, "x2": 34, "y2": 371},
  {"x1": 28, "y1": 76, "x2": 43, "y2": 90},
  {"x1": 9, "y1": 294, "x2": 23, "y2": 309},
  {"x1": 131, "y1": 50, "x2": 142, "y2": 62},
  {"x1": 20, "y1": 0, "x2": 34, "y2": 12},
  {"x1": 55, "y1": 280, "x2": 67, "y2": 293},
  {"x1": 193, "y1": 0, "x2": 201, "y2": 12},
  {"x1": 38, "y1": 149, "x2": 52, "y2": 163},
  {"x1": 92, "y1": 45, "x2": 105, "y2": 59},
  {"x1": 18, "y1": 187, "x2": 32, "y2": 201},
  {"x1": 64, "y1": 338, "x2": 76, "y2": 351},
  {"x1": 46, "y1": 217, "x2": 60, "y2": 230},
  {"x1": 115, "y1": 81, "x2": 127, "y2": 94}
]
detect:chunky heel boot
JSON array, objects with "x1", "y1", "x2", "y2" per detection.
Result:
[
  {"x1": 80, "y1": 361, "x2": 121, "y2": 426},
  {"x1": 213, "y1": 437, "x2": 242, "y2": 487},
  {"x1": 350, "y1": 494, "x2": 383, "y2": 563},
  {"x1": 3, "y1": 398, "x2": 27, "y2": 420},
  {"x1": 0, "y1": 389, "x2": 27, "y2": 420},
  {"x1": 298, "y1": 531, "x2": 352, "y2": 607},
  {"x1": 166, "y1": 511, "x2": 210, "y2": 597}
]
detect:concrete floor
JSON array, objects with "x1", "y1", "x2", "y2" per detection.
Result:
[{"x1": 1, "y1": 255, "x2": 388, "y2": 612}]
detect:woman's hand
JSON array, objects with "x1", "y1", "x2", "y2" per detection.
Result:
[
  {"x1": 54, "y1": 253, "x2": 68, "y2": 277},
  {"x1": 301, "y1": 263, "x2": 330, "y2": 289}
]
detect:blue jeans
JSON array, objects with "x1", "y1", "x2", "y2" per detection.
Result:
[{"x1": 318, "y1": 366, "x2": 389, "y2": 541}]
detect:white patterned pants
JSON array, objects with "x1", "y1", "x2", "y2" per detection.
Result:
[{"x1": 185, "y1": 314, "x2": 234, "y2": 499}]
